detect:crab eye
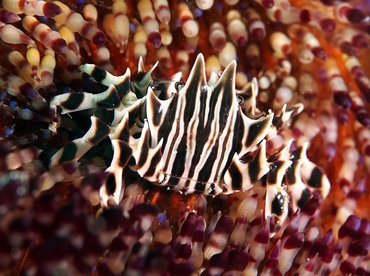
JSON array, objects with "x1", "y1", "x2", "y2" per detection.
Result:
[
  {"x1": 237, "y1": 95, "x2": 244, "y2": 105},
  {"x1": 175, "y1": 81, "x2": 185, "y2": 92}
]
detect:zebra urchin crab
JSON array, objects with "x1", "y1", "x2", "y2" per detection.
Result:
[{"x1": 49, "y1": 54, "x2": 330, "y2": 227}]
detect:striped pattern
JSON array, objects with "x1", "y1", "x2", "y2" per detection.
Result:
[
  {"x1": 141, "y1": 54, "x2": 273, "y2": 195},
  {"x1": 50, "y1": 84, "x2": 120, "y2": 114},
  {"x1": 262, "y1": 139, "x2": 331, "y2": 224},
  {"x1": 290, "y1": 143, "x2": 331, "y2": 199},
  {"x1": 81, "y1": 63, "x2": 131, "y2": 96},
  {"x1": 49, "y1": 53, "x2": 331, "y2": 222},
  {"x1": 50, "y1": 116, "x2": 110, "y2": 166}
]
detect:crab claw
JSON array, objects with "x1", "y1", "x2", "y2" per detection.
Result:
[{"x1": 100, "y1": 139, "x2": 133, "y2": 207}]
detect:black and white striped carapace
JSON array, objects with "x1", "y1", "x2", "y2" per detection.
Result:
[
  {"x1": 49, "y1": 54, "x2": 330, "y2": 226},
  {"x1": 143, "y1": 54, "x2": 273, "y2": 194},
  {"x1": 97, "y1": 54, "x2": 275, "y2": 205}
]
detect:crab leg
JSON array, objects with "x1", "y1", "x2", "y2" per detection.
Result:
[
  {"x1": 50, "y1": 116, "x2": 110, "y2": 166},
  {"x1": 132, "y1": 121, "x2": 164, "y2": 183},
  {"x1": 81, "y1": 64, "x2": 131, "y2": 96},
  {"x1": 223, "y1": 140, "x2": 270, "y2": 193},
  {"x1": 50, "y1": 84, "x2": 120, "y2": 114},
  {"x1": 100, "y1": 120, "x2": 164, "y2": 206},
  {"x1": 285, "y1": 159, "x2": 312, "y2": 212},
  {"x1": 290, "y1": 142, "x2": 331, "y2": 198},
  {"x1": 265, "y1": 159, "x2": 291, "y2": 226},
  {"x1": 100, "y1": 139, "x2": 133, "y2": 207}
]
